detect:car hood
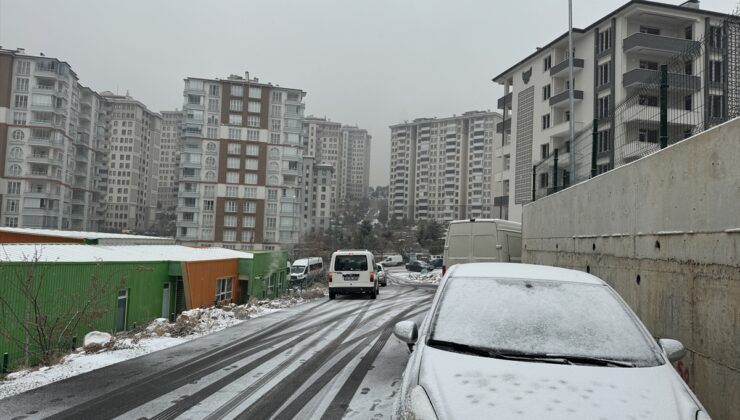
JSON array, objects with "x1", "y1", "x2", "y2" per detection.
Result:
[{"x1": 419, "y1": 346, "x2": 699, "y2": 420}]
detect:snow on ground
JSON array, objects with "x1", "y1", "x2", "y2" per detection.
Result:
[
  {"x1": 0, "y1": 287, "x2": 326, "y2": 400},
  {"x1": 393, "y1": 269, "x2": 442, "y2": 285}
]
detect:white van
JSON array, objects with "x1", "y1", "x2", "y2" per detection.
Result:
[
  {"x1": 328, "y1": 250, "x2": 378, "y2": 300},
  {"x1": 382, "y1": 255, "x2": 403, "y2": 267},
  {"x1": 443, "y1": 219, "x2": 522, "y2": 274},
  {"x1": 290, "y1": 257, "x2": 324, "y2": 286}
]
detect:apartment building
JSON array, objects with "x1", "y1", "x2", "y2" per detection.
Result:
[
  {"x1": 302, "y1": 156, "x2": 337, "y2": 233},
  {"x1": 493, "y1": 0, "x2": 733, "y2": 222},
  {"x1": 175, "y1": 73, "x2": 306, "y2": 250},
  {"x1": 301, "y1": 116, "x2": 372, "y2": 233},
  {"x1": 158, "y1": 110, "x2": 183, "y2": 214},
  {"x1": 389, "y1": 111, "x2": 502, "y2": 223},
  {"x1": 100, "y1": 92, "x2": 161, "y2": 233},
  {"x1": 0, "y1": 49, "x2": 109, "y2": 231}
]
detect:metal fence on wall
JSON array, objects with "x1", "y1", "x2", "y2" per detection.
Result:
[{"x1": 533, "y1": 8, "x2": 740, "y2": 201}]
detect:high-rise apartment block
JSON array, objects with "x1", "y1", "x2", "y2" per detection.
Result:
[
  {"x1": 100, "y1": 92, "x2": 161, "y2": 233},
  {"x1": 389, "y1": 111, "x2": 502, "y2": 222},
  {"x1": 493, "y1": 0, "x2": 734, "y2": 222},
  {"x1": 0, "y1": 49, "x2": 109, "y2": 231},
  {"x1": 302, "y1": 116, "x2": 372, "y2": 234},
  {"x1": 175, "y1": 73, "x2": 306, "y2": 250},
  {"x1": 158, "y1": 110, "x2": 183, "y2": 214}
]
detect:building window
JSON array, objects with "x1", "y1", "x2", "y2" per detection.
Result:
[
  {"x1": 639, "y1": 60, "x2": 658, "y2": 71},
  {"x1": 598, "y1": 28, "x2": 612, "y2": 53},
  {"x1": 204, "y1": 200, "x2": 214, "y2": 211},
  {"x1": 597, "y1": 130, "x2": 611, "y2": 153},
  {"x1": 206, "y1": 127, "x2": 218, "y2": 138},
  {"x1": 225, "y1": 201, "x2": 238, "y2": 212},
  {"x1": 598, "y1": 62, "x2": 610, "y2": 86},
  {"x1": 6, "y1": 199, "x2": 19, "y2": 213},
  {"x1": 228, "y1": 128, "x2": 242, "y2": 139},
  {"x1": 14, "y1": 95, "x2": 28, "y2": 108},
  {"x1": 12, "y1": 130, "x2": 24, "y2": 140},
  {"x1": 271, "y1": 119, "x2": 281, "y2": 131},
  {"x1": 226, "y1": 171, "x2": 239, "y2": 183},
  {"x1": 638, "y1": 128, "x2": 659, "y2": 143},
  {"x1": 245, "y1": 144, "x2": 259, "y2": 156},
  {"x1": 16, "y1": 60, "x2": 30, "y2": 75},
  {"x1": 248, "y1": 116, "x2": 260, "y2": 127},
  {"x1": 685, "y1": 60, "x2": 693, "y2": 76},
  {"x1": 244, "y1": 173, "x2": 258, "y2": 184},
  {"x1": 709, "y1": 95, "x2": 723, "y2": 118},
  {"x1": 228, "y1": 143, "x2": 242, "y2": 154},
  {"x1": 206, "y1": 142, "x2": 217, "y2": 153},
  {"x1": 229, "y1": 99, "x2": 242, "y2": 112},
  {"x1": 246, "y1": 130, "x2": 259, "y2": 141},
  {"x1": 209, "y1": 84, "x2": 220, "y2": 96},
  {"x1": 8, "y1": 164, "x2": 21, "y2": 176},
  {"x1": 226, "y1": 186, "x2": 238, "y2": 197},
  {"x1": 231, "y1": 85, "x2": 243, "y2": 97},
  {"x1": 13, "y1": 112, "x2": 27, "y2": 125},
  {"x1": 638, "y1": 95, "x2": 658, "y2": 107},
  {"x1": 267, "y1": 217, "x2": 276, "y2": 229},
  {"x1": 187, "y1": 95, "x2": 202, "y2": 105},
  {"x1": 227, "y1": 157, "x2": 240, "y2": 169},
  {"x1": 639, "y1": 26, "x2": 660, "y2": 35},
  {"x1": 503, "y1": 154, "x2": 511, "y2": 170},
  {"x1": 268, "y1": 189, "x2": 278, "y2": 200},
  {"x1": 7, "y1": 182, "x2": 21, "y2": 195},
  {"x1": 242, "y1": 215, "x2": 256, "y2": 228},
  {"x1": 597, "y1": 163, "x2": 610, "y2": 174},
  {"x1": 215, "y1": 277, "x2": 233, "y2": 304},
  {"x1": 224, "y1": 215, "x2": 237, "y2": 227},
  {"x1": 709, "y1": 60, "x2": 723, "y2": 83},
  {"x1": 542, "y1": 84, "x2": 551, "y2": 100},
  {"x1": 244, "y1": 201, "x2": 257, "y2": 213},
  {"x1": 229, "y1": 114, "x2": 243, "y2": 125},
  {"x1": 685, "y1": 25, "x2": 693, "y2": 40},
  {"x1": 249, "y1": 87, "x2": 262, "y2": 99},
  {"x1": 245, "y1": 159, "x2": 258, "y2": 170},
  {"x1": 271, "y1": 91, "x2": 283, "y2": 102},
  {"x1": 15, "y1": 78, "x2": 29, "y2": 91},
  {"x1": 248, "y1": 101, "x2": 261, "y2": 113},
  {"x1": 541, "y1": 114, "x2": 550, "y2": 130},
  {"x1": 684, "y1": 95, "x2": 693, "y2": 111},
  {"x1": 709, "y1": 26, "x2": 723, "y2": 49},
  {"x1": 541, "y1": 144, "x2": 550, "y2": 160},
  {"x1": 598, "y1": 96, "x2": 610, "y2": 119},
  {"x1": 543, "y1": 55, "x2": 552, "y2": 71},
  {"x1": 539, "y1": 172, "x2": 549, "y2": 188}
]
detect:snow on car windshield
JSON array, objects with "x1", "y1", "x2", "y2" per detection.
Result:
[
  {"x1": 430, "y1": 277, "x2": 662, "y2": 366},
  {"x1": 334, "y1": 255, "x2": 368, "y2": 271}
]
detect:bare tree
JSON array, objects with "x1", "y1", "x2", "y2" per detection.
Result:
[{"x1": 0, "y1": 248, "x2": 113, "y2": 367}]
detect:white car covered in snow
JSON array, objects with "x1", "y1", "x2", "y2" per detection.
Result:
[{"x1": 391, "y1": 263, "x2": 710, "y2": 420}]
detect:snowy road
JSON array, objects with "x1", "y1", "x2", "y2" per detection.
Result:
[{"x1": 1, "y1": 276, "x2": 435, "y2": 420}]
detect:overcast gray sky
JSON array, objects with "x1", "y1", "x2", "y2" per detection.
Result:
[{"x1": 2, "y1": 0, "x2": 736, "y2": 186}]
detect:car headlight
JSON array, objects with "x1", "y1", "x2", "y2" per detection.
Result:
[
  {"x1": 696, "y1": 411, "x2": 711, "y2": 420},
  {"x1": 406, "y1": 386, "x2": 437, "y2": 420}
]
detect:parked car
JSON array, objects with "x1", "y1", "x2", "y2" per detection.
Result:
[
  {"x1": 429, "y1": 258, "x2": 443, "y2": 269},
  {"x1": 290, "y1": 257, "x2": 323, "y2": 287},
  {"x1": 405, "y1": 260, "x2": 430, "y2": 272},
  {"x1": 376, "y1": 263, "x2": 387, "y2": 287},
  {"x1": 328, "y1": 250, "x2": 378, "y2": 300},
  {"x1": 442, "y1": 218, "x2": 522, "y2": 274},
  {"x1": 392, "y1": 263, "x2": 709, "y2": 420},
  {"x1": 382, "y1": 255, "x2": 404, "y2": 267}
]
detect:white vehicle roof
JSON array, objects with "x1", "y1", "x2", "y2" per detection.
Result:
[
  {"x1": 333, "y1": 250, "x2": 373, "y2": 256},
  {"x1": 292, "y1": 257, "x2": 322, "y2": 266},
  {"x1": 448, "y1": 263, "x2": 604, "y2": 285},
  {"x1": 448, "y1": 218, "x2": 522, "y2": 231}
]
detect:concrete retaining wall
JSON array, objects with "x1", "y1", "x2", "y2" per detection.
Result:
[{"x1": 522, "y1": 118, "x2": 740, "y2": 420}]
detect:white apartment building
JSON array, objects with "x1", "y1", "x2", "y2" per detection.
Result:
[
  {"x1": 342, "y1": 126, "x2": 372, "y2": 202},
  {"x1": 175, "y1": 73, "x2": 306, "y2": 250},
  {"x1": 302, "y1": 156, "x2": 337, "y2": 233},
  {"x1": 158, "y1": 110, "x2": 183, "y2": 214},
  {"x1": 0, "y1": 49, "x2": 109, "y2": 231},
  {"x1": 389, "y1": 111, "x2": 502, "y2": 223},
  {"x1": 100, "y1": 92, "x2": 161, "y2": 233},
  {"x1": 493, "y1": 0, "x2": 733, "y2": 222}
]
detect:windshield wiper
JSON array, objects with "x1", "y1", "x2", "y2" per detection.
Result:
[
  {"x1": 427, "y1": 339, "x2": 497, "y2": 358},
  {"x1": 543, "y1": 354, "x2": 636, "y2": 368},
  {"x1": 427, "y1": 341, "x2": 569, "y2": 365}
]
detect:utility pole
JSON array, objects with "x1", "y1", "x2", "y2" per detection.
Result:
[{"x1": 568, "y1": 0, "x2": 576, "y2": 186}]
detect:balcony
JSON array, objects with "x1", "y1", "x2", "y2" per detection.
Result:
[
  {"x1": 549, "y1": 89, "x2": 584, "y2": 108},
  {"x1": 623, "y1": 33, "x2": 701, "y2": 57},
  {"x1": 620, "y1": 105, "x2": 700, "y2": 124},
  {"x1": 497, "y1": 92, "x2": 512, "y2": 110},
  {"x1": 496, "y1": 118, "x2": 511, "y2": 134},
  {"x1": 544, "y1": 120, "x2": 585, "y2": 139},
  {"x1": 550, "y1": 58, "x2": 585, "y2": 78},
  {"x1": 623, "y1": 68, "x2": 700, "y2": 91}
]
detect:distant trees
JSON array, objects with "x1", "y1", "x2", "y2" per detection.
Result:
[{"x1": 416, "y1": 220, "x2": 444, "y2": 255}]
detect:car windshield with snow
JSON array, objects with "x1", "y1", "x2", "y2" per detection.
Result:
[{"x1": 392, "y1": 263, "x2": 708, "y2": 420}]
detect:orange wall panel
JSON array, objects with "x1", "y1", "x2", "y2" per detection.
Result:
[
  {"x1": 0, "y1": 232, "x2": 84, "y2": 244},
  {"x1": 182, "y1": 259, "x2": 239, "y2": 308}
]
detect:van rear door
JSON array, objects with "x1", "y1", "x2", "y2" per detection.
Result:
[{"x1": 333, "y1": 254, "x2": 371, "y2": 286}]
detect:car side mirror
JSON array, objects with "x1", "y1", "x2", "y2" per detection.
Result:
[
  {"x1": 393, "y1": 320, "x2": 419, "y2": 344},
  {"x1": 659, "y1": 338, "x2": 686, "y2": 363}
]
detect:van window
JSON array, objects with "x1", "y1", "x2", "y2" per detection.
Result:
[
  {"x1": 448, "y1": 236, "x2": 469, "y2": 257},
  {"x1": 291, "y1": 265, "x2": 306, "y2": 274},
  {"x1": 334, "y1": 255, "x2": 368, "y2": 271}
]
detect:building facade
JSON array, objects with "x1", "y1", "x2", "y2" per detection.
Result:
[
  {"x1": 302, "y1": 156, "x2": 337, "y2": 233},
  {"x1": 493, "y1": 0, "x2": 733, "y2": 222},
  {"x1": 100, "y1": 92, "x2": 162, "y2": 233},
  {"x1": 158, "y1": 110, "x2": 183, "y2": 215},
  {"x1": 175, "y1": 73, "x2": 306, "y2": 250},
  {"x1": 341, "y1": 126, "x2": 372, "y2": 202},
  {"x1": 389, "y1": 111, "x2": 502, "y2": 223},
  {"x1": 0, "y1": 49, "x2": 110, "y2": 231}
]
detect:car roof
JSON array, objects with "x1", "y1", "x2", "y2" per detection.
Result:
[
  {"x1": 293, "y1": 257, "x2": 321, "y2": 265},
  {"x1": 448, "y1": 263, "x2": 604, "y2": 285},
  {"x1": 333, "y1": 250, "x2": 373, "y2": 255}
]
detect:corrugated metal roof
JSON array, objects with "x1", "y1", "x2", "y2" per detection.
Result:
[
  {"x1": 0, "y1": 245, "x2": 254, "y2": 263},
  {"x1": 0, "y1": 227, "x2": 174, "y2": 242}
]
